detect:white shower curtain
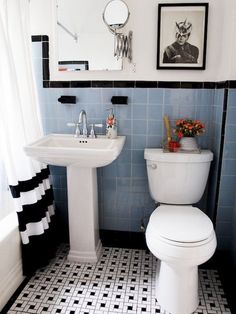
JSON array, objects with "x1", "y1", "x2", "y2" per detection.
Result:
[{"x1": 0, "y1": 0, "x2": 56, "y2": 275}]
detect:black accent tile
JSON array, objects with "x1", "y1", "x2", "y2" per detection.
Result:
[
  {"x1": 42, "y1": 35, "x2": 49, "y2": 41},
  {"x1": 180, "y1": 81, "x2": 203, "y2": 89},
  {"x1": 228, "y1": 80, "x2": 236, "y2": 88},
  {"x1": 70, "y1": 81, "x2": 91, "y2": 88},
  {"x1": 31, "y1": 35, "x2": 42, "y2": 42},
  {"x1": 42, "y1": 42, "x2": 49, "y2": 59},
  {"x1": 49, "y1": 81, "x2": 71, "y2": 88},
  {"x1": 158, "y1": 81, "x2": 181, "y2": 88},
  {"x1": 91, "y1": 80, "x2": 114, "y2": 88},
  {"x1": 100, "y1": 230, "x2": 147, "y2": 249},
  {"x1": 42, "y1": 59, "x2": 50, "y2": 81},
  {"x1": 203, "y1": 81, "x2": 216, "y2": 89},
  {"x1": 135, "y1": 81, "x2": 158, "y2": 88},
  {"x1": 114, "y1": 81, "x2": 135, "y2": 88},
  {"x1": 216, "y1": 81, "x2": 228, "y2": 89}
]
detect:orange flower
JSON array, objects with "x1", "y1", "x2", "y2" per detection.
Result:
[{"x1": 173, "y1": 118, "x2": 205, "y2": 137}]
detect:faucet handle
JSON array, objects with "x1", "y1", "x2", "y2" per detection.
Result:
[
  {"x1": 89, "y1": 124, "x2": 95, "y2": 138},
  {"x1": 67, "y1": 122, "x2": 76, "y2": 127},
  {"x1": 67, "y1": 122, "x2": 81, "y2": 137},
  {"x1": 75, "y1": 123, "x2": 81, "y2": 137},
  {"x1": 89, "y1": 124, "x2": 103, "y2": 138}
]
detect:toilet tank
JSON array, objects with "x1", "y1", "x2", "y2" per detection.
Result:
[{"x1": 144, "y1": 148, "x2": 213, "y2": 204}]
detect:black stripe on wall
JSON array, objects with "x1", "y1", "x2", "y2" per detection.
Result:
[
  {"x1": 31, "y1": 35, "x2": 236, "y2": 89},
  {"x1": 213, "y1": 88, "x2": 229, "y2": 225}
]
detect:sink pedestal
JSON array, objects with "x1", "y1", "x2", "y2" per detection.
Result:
[
  {"x1": 24, "y1": 134, "x2": 126, "y2": 263},
  {"x1": 66, "y1": 165, "x2": 102, "y2": 263}
]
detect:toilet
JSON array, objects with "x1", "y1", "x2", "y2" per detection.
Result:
[{"x1": 144, "y1": 148, "x2": 217, "y2": 314}]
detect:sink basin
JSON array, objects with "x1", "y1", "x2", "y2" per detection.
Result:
[{"x1": 24, "y1": 133, "x2": 126, "y2": 168}]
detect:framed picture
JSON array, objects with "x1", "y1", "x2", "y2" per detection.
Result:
[{"x1": 157, "y1": 3, "x2": 208, "y2": 70}]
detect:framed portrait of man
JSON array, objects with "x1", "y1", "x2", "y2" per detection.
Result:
[{"x1": 157, "y1": 3, "x2": 208, "y2": 70}]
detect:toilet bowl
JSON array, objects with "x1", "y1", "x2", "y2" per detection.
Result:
[
  {"x1": 144, "y1": 149, "x2": 216, "y2": 314},
  {"x1": 146, "y1": 205, "x2": 217, "y2": 314}
]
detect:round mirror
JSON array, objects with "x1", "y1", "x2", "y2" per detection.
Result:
[{"x1": 103, "y1": 0, "x2": 130, "y2": 31}]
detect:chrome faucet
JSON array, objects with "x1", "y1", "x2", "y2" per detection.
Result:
[{"x1": 78, "y1": 109, "x2": 88, "y2": 138}]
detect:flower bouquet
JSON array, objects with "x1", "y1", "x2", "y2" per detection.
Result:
[{"x1": 174, "y1": 119, "x2": 205, "y2": 138}]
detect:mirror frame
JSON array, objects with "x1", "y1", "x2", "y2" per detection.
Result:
[{"x1": 102, "y1": 0, "x2": 130, "y2": 33}]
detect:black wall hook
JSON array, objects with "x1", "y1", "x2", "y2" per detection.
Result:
[
  {"x1": 58, "y1": 96, "x2": 77, "y2": 104},
  {"x1": 111, "y1": 96, "x2": 128, "y2": 105}
]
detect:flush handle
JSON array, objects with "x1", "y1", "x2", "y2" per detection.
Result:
[{"x1": 148, "y1": 163, "x2": 157, "y2": 169}]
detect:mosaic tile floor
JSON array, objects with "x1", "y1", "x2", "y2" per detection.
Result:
[{"x1": 7, "y1": 244, "x2": 231, "y2": 314}]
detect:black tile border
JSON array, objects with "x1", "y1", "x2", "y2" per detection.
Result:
[
  {"x1": 100, "y1": 229, "x2": 148, "y2": 250},
  {"x1": 31, "y1": 35, "x2": 236, "y2": 89},
  {"x1": 1, "y1": 277, "x2": 31, "y2": 314},
  {"x1": 213, "y1": 88, "x2": 228, "y2": 225}
]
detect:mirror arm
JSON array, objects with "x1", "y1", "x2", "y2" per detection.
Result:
[
  {"x1": 57, "y1": 21, "x2": 78, "y2": 43},
  {"x1": 113, "y1": 30, "x2": 132, "y2": 62}
]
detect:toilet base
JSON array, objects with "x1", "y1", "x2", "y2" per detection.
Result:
[{"x1": 155, "y1": 261, "x2": 199, "y2": 314}]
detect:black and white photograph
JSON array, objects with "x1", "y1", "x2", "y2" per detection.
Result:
[{"x1": 157, "y1": 3, "x2": 208, "y2": 70}]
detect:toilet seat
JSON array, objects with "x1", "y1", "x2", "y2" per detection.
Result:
[{"x1": 148, "y1": 205, "x2": 214, "y2": 247}]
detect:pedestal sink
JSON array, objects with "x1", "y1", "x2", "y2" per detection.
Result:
[{"x1": 24, "y1": 134, "x2": 126, "y2": 262}]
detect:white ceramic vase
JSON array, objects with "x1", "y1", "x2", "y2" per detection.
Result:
[{"x1": 180, "y1": 137, "x2": 198, "y2": 151}]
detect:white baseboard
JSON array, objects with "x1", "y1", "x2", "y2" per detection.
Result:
[{"x1": 0, "y1": 260, "x2": 24, "y2": 312}]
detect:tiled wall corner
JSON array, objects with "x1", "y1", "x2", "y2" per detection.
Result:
[{"x1": 216, "y1": 89, "x2": 236, "y2": 254}]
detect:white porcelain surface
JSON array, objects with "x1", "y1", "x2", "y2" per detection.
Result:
[
  {"x1": 148, "y1": 205, "x2": 214, "y2": 243},
  {"x1": 146, "y1": 207, "x2": 217, "y2": 314},
  {"x1": 24, "y1": 133, "x2": 126, "y2": 168},
  {"x1": 144, "y1": 149, "x2": 216, "y2": 314},
  {"x1": 24, "y1": 133, "x2": 126, "y2": 263},
  {"x1": 144, "y1": 148, "x2": 213, "y2": 204}
]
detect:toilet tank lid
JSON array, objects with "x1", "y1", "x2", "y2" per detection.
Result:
[
  {"x1": 149, "y1": 205, "x2": 214, "y2": 243},
  {"x1": 144, "y1": 148, "x2": 213, "y2": 163}
]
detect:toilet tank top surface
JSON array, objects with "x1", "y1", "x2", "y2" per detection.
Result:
[{"x1": 149, "y1": 205, "x2": 214, "y2": 243}]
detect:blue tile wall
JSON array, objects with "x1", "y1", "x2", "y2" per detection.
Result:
[
  {"x1": 32, "y1": 41, "x2": 233, "y2": 250},
  {"x1": 216, "y1": 89, "x2": 236, "y2": 256}
]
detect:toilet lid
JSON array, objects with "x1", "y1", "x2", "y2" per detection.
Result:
[{"x1": 149, "y1": 205, "x2": 214, "y2": 243}]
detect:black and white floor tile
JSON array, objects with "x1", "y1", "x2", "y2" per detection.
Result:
[{"x1": 7, "y1": 245, "x2": 231, "y2": 314}]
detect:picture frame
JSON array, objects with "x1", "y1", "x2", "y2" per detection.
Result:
[{"x1": 157, "y1": 3, "x2": 208, "y2": 70}]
